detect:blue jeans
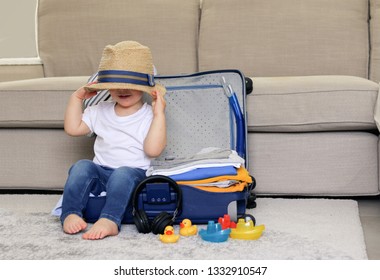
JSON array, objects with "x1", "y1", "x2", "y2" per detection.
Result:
[{"x1": 60, "y1": 159, "x2": 146, "y2": 228}]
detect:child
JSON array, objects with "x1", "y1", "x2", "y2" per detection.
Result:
[{"x1": 61, "y1": 41, "x2": 166, "y2": 240}]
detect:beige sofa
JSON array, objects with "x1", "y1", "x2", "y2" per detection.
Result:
[{"x1": 0, "y1": 0, "x2": 379, "y2": 196}]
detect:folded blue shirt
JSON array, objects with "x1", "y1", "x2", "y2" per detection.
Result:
[{"x1": 169, "y1": 166, "x2": 237, "y2": 181}]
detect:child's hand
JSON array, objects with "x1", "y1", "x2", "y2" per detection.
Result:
[
  {"x1": 151, "y1": 90, "x2": 166, "y2": 116},
  {"x1": 74, "y1": 82, "x2": 98, "y2": 100}
]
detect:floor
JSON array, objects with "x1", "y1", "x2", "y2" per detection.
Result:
[
  {"x1": 0, "y1": 191, "x2": 378, "y2": 259},
  {"x1": 357, "y1": 197, "x2": 380, "y2": 259}
]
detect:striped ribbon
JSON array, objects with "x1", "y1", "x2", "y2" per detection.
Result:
[{"x1": 97, "y1": 70, "x2": 155, "y2": 86}]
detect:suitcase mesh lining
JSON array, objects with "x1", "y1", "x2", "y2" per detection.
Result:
[{"x1": 156, "y1": 72, "x2": 245, "y2": 159}]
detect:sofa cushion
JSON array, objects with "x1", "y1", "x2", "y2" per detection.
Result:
[
  {"x1": 370, "y1": 0, "x2": 380, "y2": 82},
  {"x1": 247, "y1": 76, "x2": 379, "y2": 132},
  {"x1": 0, "y1": 58, "x2": 44, "y2": 82},
  {"x1": 37, "y1": 0, "x2": 200, "y2": 77},
  {"x1": 199, "y1": 0, "x2": 369, "y2": 78},
  {"x1": 0, "y1": 129, "x2": 94, "y2": 190},
  {"x1": 249, "y1": 132, "x2": 379, "y2": 196},
  {"x1": 0, "y1": 77, "x2": 88, "y2": 128}
]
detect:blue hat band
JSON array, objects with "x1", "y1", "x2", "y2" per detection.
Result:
[{"x1": 97, "y1": 70, "x2": 155, "y2": 87}]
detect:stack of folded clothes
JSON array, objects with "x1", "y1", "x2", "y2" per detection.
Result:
[{"x1": 146, "y1": 148, "x2": 252, "y2": 192}]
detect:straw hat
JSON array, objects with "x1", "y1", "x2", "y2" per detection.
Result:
[{"x1": 85, "y1": 41, "x2": 166, "y2": 95}]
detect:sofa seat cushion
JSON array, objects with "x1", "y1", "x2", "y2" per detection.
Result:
[
  {"x1": 0, "y1": 128, "x2": 94, "y2": 190},
  {"x1": 0, "y1": 76, "x2": 88, "y2": 128},
  {"x1": 247, "y1": 75, "x2": 379, "y2": 132},
  {"x1": 248, "y1": 131, "x2": 379, "y2": 196}
]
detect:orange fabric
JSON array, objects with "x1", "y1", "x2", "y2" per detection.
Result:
[
  {"x1": 177, "y1": 167, "x2": 252, "y2": 193},
  {"x1": 192, "y1": 181, "x2": 248, "y2": 193}
]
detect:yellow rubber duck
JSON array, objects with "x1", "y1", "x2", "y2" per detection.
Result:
[
  {"x1": 159, "y1": 225, "x2": 180, "y2": 243},
  {"x1": 179, "y1": 219, "x2": 198, "y2": 236}
]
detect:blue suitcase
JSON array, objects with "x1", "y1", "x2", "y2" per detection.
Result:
[{"x1": 83, "y1": 70, "x2": 256, "y2": 233}]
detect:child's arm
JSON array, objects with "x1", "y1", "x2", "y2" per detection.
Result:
[
  {"x1": 64, "y1": 85, "x2": 96, "y2": 136},
  {"x1": 144, "y1": 91, "x2": 167, "y2": 157}
]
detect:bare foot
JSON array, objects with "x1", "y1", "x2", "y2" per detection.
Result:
[
  {"x1": 63, "y1": 214, "x2": 87, "y2": 234},
  {"x1": 82, "y1": 218, "x2": 119, "y2": 240}
]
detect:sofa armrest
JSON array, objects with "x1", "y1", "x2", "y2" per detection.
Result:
[{"x1": 0, "y1": 58, "x2": 44, "y2": 82}]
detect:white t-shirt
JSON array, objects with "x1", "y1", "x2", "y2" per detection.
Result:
[{"x1": 82, "y1": 102, "x2": 153, "y2": 169}]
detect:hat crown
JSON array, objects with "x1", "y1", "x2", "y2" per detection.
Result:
[
  {"x1": 85, "y1": 41, "x2": 166, "y2": 95},
  {"x1": 98, "y1": 41, "x2": 154, "y2": 75}
]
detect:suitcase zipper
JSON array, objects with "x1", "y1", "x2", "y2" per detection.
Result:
[{"x1": 165, "y1": 84, "x2": 223, "y2": 91}]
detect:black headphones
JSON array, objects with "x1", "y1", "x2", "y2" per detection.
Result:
[{"x1": 132, "y1": 175, "x2": 182, "y2": 235}]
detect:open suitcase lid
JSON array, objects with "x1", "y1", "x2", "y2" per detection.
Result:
[{"x1": 155, "y1": 69, "x2": 248, "y2": 168}]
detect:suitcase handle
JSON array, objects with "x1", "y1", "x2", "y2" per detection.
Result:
[{"x1": 222, "y1": 77, "x2": 246, "y2": 158}]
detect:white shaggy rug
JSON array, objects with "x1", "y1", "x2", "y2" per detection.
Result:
[{"x1": 0, "y1": 195, "x2": 367, "y2": 260}]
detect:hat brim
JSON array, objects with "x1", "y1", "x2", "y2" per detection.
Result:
[{"x1": 85, "y1": 82, "x2": 166, "y2": 96}]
